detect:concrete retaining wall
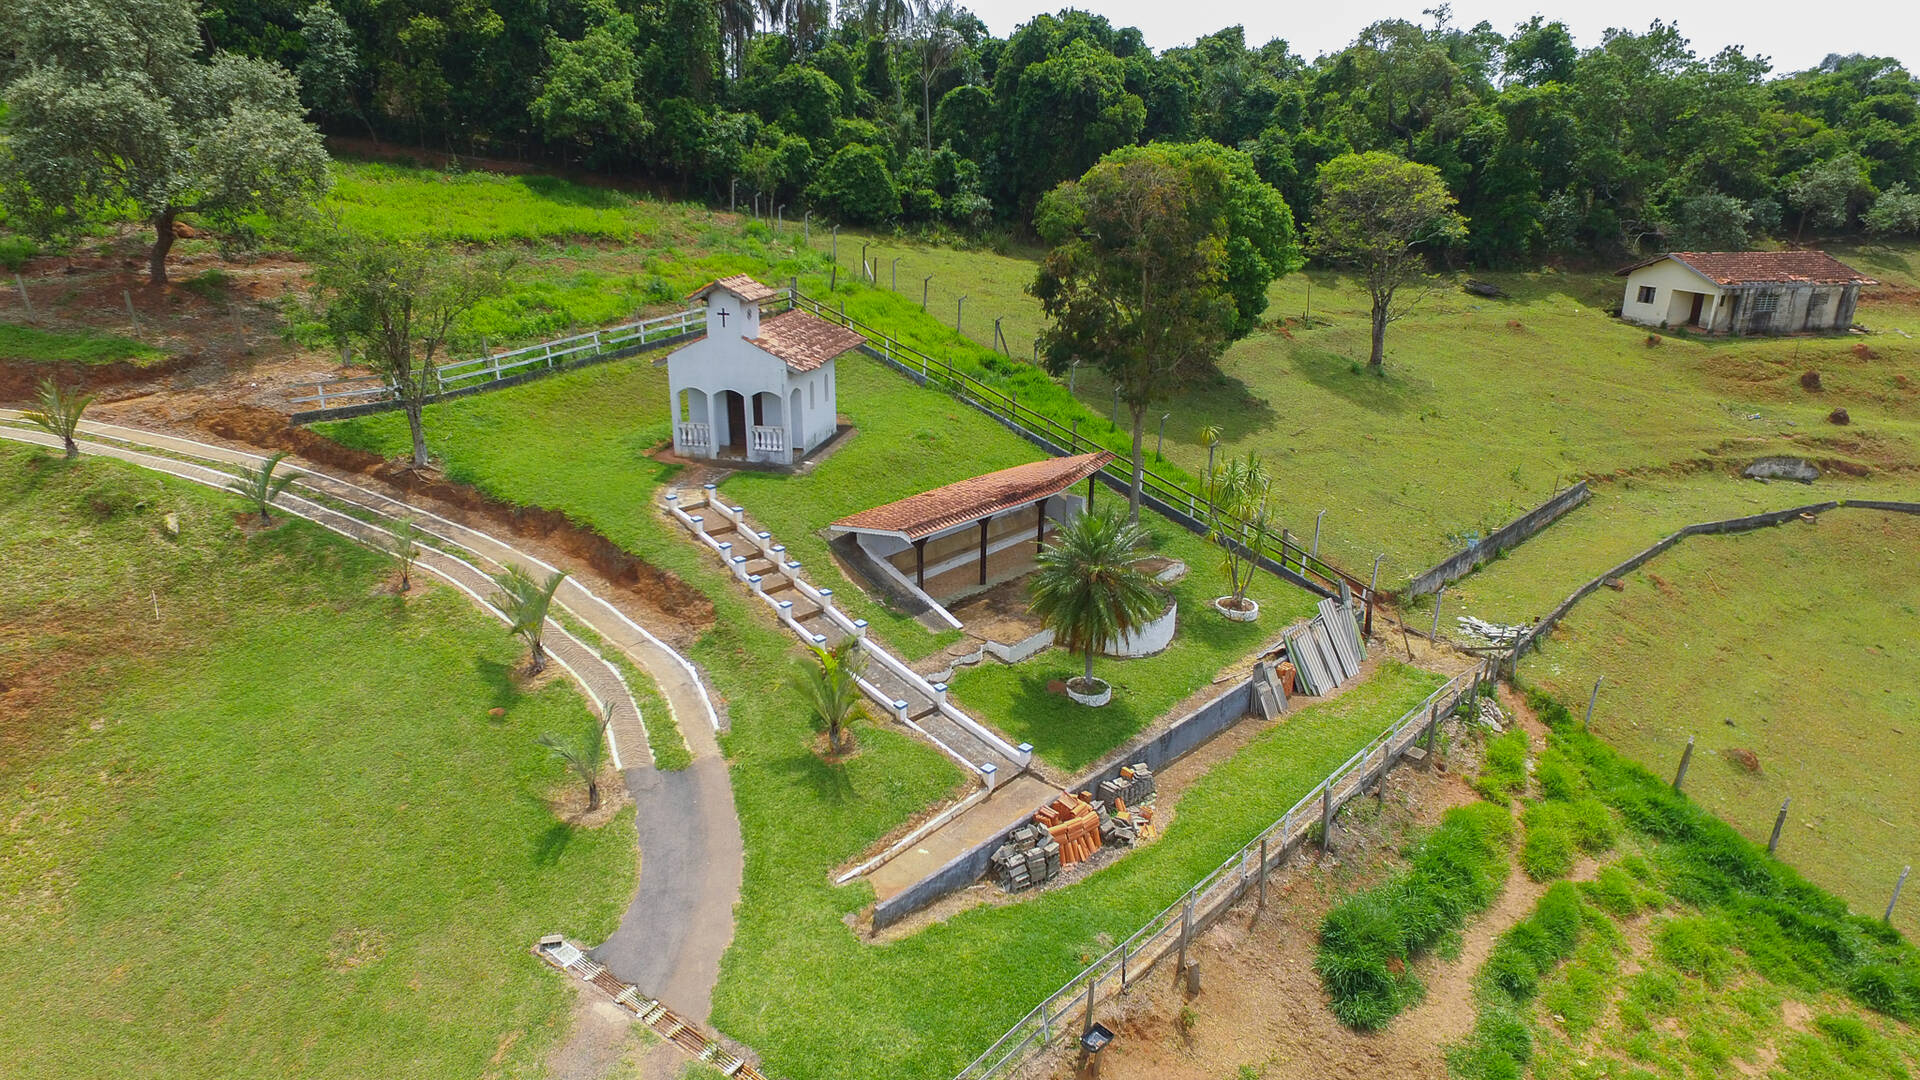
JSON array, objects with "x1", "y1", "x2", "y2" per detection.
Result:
[
  {"x1": 289, "y1": 331, "x2": 699, "y2": 425},
  {"x1": 870, "y1": 676, "x2": 1256, "y2": 929},
  {"x1": 1102, "y1": 601, "x2": 1177, "y2": 658},
  {"x1": 1405, "y1": 482, "x2": 1590, "y2": 599}
]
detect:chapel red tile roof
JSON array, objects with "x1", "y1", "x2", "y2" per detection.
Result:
[
  {"x1": 831, "y1": 452, "x2": 1118, "y2": 540},
  {"x1": 1617, "y1": 250, "x2": 1876, "y2": 286},
  {"x1": 748, "y1": 309, "x2": 866, "y2": 372},
  {"x1": 686, "y1": 273, "x2": 781, "y2": 304}
]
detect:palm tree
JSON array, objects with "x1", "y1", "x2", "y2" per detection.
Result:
[
  {"x1": 387, "y1": 516, "x2": 421, "y2": 591},
  {"x1": 538, "y1": 705, "x2": 611, "y2": 812},
  {"x1": 1203, "y1": 451, "x2": 1272, "y2": 614},
  {"x1": 790, "y1": 637, "x2": 868, "y2": 754},
  {"x1": 226, "y1": 450, "x2": 298, "y2": 525},
  {"x1": 1197, "y1": 423, "x2": 1223, "y2": 479},
  {"x1": 23, "y1": 377, "x2": 95, "y2": 459},
  {"x1": 492, "y1": 565, "x2": 569, "y2": 675},
  {"x1": 1028, "y1": 506, "x2": 1163, "y2": 695}
]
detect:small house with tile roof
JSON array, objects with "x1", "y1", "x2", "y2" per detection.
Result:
[
  {"x1": 1616, "y1": 250, "x2": 1875, "y2": 334},
  {"x1": 667, "y1": 274, "x2": 865, "y2": 464}
]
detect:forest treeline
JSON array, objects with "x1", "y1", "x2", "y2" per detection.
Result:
[{"x1": 88, "y1": 2, "x2": 1920, "y2": 259}]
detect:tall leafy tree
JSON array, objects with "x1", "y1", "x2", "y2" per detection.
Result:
[
  {"x1": 1032, "y1": 147, "x2": 1236, "y2": 520},
  {"x1": 311, "y1": 234, "x2": 514, "y2": 470},
  {"x1": 0, "y1": 0, "x2": 331, "y2": 286},
  {"x1": 1308, "y1": 151, "x2": 1467, "y2": 372},
  {"x1": 530, "y1": 1, "x2": 650, "y2": 162}
]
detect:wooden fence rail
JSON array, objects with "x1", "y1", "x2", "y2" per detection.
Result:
[{"x1": 952, "y1": 666, "x2": 1485, "y2": 1080}]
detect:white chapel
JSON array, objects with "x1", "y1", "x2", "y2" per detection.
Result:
[{"x1": 667, "y1": 275, "x2": 863, "y2": 465}]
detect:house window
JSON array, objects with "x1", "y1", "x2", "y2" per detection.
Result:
[
  {"x1": 1751, "y1": 293, "x2": 1778, "y2": 314},
  {"x1": 1637, "y1": 285, "x2": 1656, "y2": 304},
  {"x1": 809, "y1": 380, "x2": 816, "y2": 407}
]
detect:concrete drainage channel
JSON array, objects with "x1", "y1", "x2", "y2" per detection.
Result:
[{"x1": 535, "y1": 936, "x2": 768, "y2": 1078}]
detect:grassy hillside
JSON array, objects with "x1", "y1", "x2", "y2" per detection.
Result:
[
  {"x1": 1521, "y1": 510, "x2": 1920, "y2": 940},
  {"x1": 0, "y1": 445, "x2": 634, "y2": 1080}
]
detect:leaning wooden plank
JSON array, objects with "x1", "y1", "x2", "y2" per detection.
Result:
[
  {"x1": 1283, "y1": 631, "x2": 1320, "y2": 695},
  {"x1": 1309, "y1": 619, "x2": 1350, "y2": 685},
  {"x1": 1318, "y1": 604, "x2": 1358, "y2": 678}
]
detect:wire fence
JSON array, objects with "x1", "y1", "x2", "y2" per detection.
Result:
[
  {"x1": 952, "y1": 664, "x2": 1486, "y2": 1080},
  {"x1": 784, "y1": 289, "x2": 1377, "y2": 611}
]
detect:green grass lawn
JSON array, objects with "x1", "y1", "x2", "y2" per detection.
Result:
[
  {"x1": 0, "y1": 445, "x2": 635, "y2": 1080},
  {"x1": 1440, "y1": 469, "x2": 1910, "y2": 629},
  {"x1": 706, "y1": 658, "x2": 1443, "y2": 1080},
  {"x1": 0, "y1": 322, "x2": 167, "y2": 367},
  {"x1": 948, "y1": 515, "x2": 1315, "y2": 772},
  {"x1": 1520, "y1": 509, "x2": 1920, "y2": 941}
]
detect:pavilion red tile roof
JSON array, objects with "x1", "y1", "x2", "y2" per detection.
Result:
[
  {"x1": 1617, "y1": 250, "x2": 1876, "y2": 286},
  {"x1": 748, "y1": 309, "x2": 866, "y2": 372},
  {"x1": 831, "y1": 452, "x2": 1117, "y2": 540},
  {"x1": 686, "y1": 273, "x2": 781, "y2": 304}
]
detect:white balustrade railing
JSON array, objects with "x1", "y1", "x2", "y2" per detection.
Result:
[
  {"x1": 677, "y1": 422, "x2": 712, "y2": 450},
  {"x1": 749, "y1": 425, "x2": 787, "y2": 453}
]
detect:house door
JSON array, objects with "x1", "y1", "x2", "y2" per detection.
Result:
[
  {"x1": 724, "y1": 391, "x2": 746, "y2": 453},
  {"x1": 1688, "y1": 293, "x2": 1705, "y2": 327}
]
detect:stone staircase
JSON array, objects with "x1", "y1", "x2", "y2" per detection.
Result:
[{"x1": 663, "y1": 484, "x2": 1034, "y2": 787}]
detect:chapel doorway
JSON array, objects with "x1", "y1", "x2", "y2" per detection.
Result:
[{"x1": 723, "y1": 391, "x2": 747, "y2": 454}]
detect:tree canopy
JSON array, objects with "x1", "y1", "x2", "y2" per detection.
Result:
[{"x1": 1, "y1": 0, "x2": 330, "y2": 284}]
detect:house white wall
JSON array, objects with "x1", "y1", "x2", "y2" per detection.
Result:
[
  {"x1": 1621, "y1": 258, "x2": 1725, "y2": 330},
  {"x1": 668, "y1": 287, "x2": 841, "y2": 463}
]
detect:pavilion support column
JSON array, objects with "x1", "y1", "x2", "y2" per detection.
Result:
[
  {"x1": 1086, "y1": 475, "x2": 1095, "y2": 511},
  {"x1": 1036, "y1": 497, "x2": 1048, "y2": 549},
  {"x1": 915, "y1": 538, "x2": 927, "y2": 588},
  {"x1": 980, "y1": 517, "x2": 990, "y2": 586}
]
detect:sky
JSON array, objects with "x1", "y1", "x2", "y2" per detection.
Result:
[{"x1": 958, "y1": 0, "x2": 1920, "y2": 76}]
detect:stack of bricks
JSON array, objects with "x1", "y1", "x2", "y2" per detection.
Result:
[
  {"x1": 1095, "y1": 763, "x2": 1154, "y2": 812},
  {"x1": 991, "y1": 823, "x2": 1063, "y2": 892},
  {"x1": 1036, "y1": 792, "x2": 1103, "y2": 866}
]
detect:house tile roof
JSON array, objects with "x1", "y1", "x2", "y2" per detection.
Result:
[
  {"x1": 749, "y1": 309, "x2": 866, "y2": 372},
  {"x1": 686, "y1": 273, "x2": 781, "y2": 304},
  {"x1": 1618, "y1": 250, "x2": 1876, "y2": 286},
  {"x1": 830, "y1": 452, "x2": 1118, "y2": 540}
]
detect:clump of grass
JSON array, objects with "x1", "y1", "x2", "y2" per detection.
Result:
[
  {"x1": 0, "y1": 233, "x2": 35, "y2": 270},
  {"x1": 1474, "y1": 728, "x2": 1530, "y2": 805},
  {"x1": 1448, "y1": 882, "x2": 1586, "y2": 1079},
  {"x1": 1520, "y1": 797, "x2": 1618, "y2": 881},
  {"x1": 1316, "y1": 802, "x2": 1513, "y2": 1029}
]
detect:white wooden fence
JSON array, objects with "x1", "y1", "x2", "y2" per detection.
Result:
[{"x1": 290, "y1": 306, "x2": 703, "y2": 408}]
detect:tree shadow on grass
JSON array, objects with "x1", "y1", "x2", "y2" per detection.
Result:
[
  {"x1": 991, "y1": 670, "x2": 1145, "y2": 774},
  {"x1": 766, "y1": 743, "x2": 857, "y2": 805},
  {"x1": 533, "y1": 819, "x2": 575, "y2": 866},
  {"x1": 473, "y1": 657, "x2": 525, "y2": 715},
  {"x1": 1166, "y1": 372, "x2": 1282, "y2": 445},
  {"x1": 1290, "y1": 347, "x2": 1422, "y2": 416}
]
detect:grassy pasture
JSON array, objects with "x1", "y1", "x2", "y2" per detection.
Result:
[
  {"x1": 1521, "y1": 510, "x2": 1920, "y2": 940},
  {"x1": 0, "y1": 322, "x2": 166, "y2": 366},
  {"x1": 821, "y1": 229, "x2": 1920, "y2": 583},
  {"x1": 0, "y1": 445, "x2": 634, "y2": 1080}
]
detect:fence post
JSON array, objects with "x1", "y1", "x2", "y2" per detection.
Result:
[
  {"x1": 1313, "y1": 509, "x2": 1326, "y2": 557},
  {"x1": 1430, "y1": 587, "x2": 1445, "y2": 641},
  {"x1": 14, "y1": 274, "x2": 30, "y2": 317},
  {"x1": 1119, "y1": 938, "x2": 1130, "y2": 989},
  {"x1": 1768, "y1": 798, "x2": 1790, "y2": 855},
  {"x1": 1320, "y1": 782, "x2": 1333, "y2": 851},
  {"x1": 956, "y1": 295, "x2": 966, "y2": 333},
  {"x1": 1584, "y1": 676, "x2": 1603, "y2": 728},
  {"x1": 1672, "y1": 736, "x2": 1695, "y2": 793},
  {"x1": 1081, "y1": 972, "x2": 1096, "y2": 1036},
  {"x1": 1173, "y1": 893, "x2": 1196, "y2": 987},
  {"x1": 1256, "y1": 836, "x2": 1269, "y2": 914},
  {"x1": 124, "y1": 289, "x2": 138, "y2": 333},
  {"x1": 1890, "y1": 866, "x2": 1911, "y2": 922}
]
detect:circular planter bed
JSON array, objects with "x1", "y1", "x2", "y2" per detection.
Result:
[
  {"x1": 1214, "y1": 595, "x2": 1259, "y2": 622},
  {"x1": 1101, "y1": 600, "x2": 1178, "y2": 658},
  {"x1": 1066, "y1": 677, "x2": 1112, "y2": 707}
]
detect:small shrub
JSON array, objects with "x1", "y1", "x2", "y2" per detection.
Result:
[
  {"x1": 1520, "y1": 820, "x2": 1575, "y2": 881},
  {"x1": 184, "y1": 268, "x2": 232, "y2": 303},
  {"x1": 0, "y1": 234, "x2": 35, "y2": 271}
]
